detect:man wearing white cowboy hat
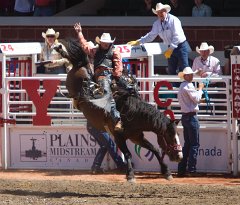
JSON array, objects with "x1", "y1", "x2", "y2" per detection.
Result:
[
  {"x1": 74, "y1": 22, "x2": 123, "y2": 131},
  {"x1": 40, "y1": 28, "x2": 71, "y2": 74},
  {"x1": 127, "y1": 2, "x2": 191, "y2": 76},
  {"x1": 177, "y1": 66, "x2": 204, "y2": 177},
  {"x1": 192, "y1": 42, "x2": 221, "y2": 78},
  {"x1": 39, "y1": 28, "x2": 71, "y2": 111}
]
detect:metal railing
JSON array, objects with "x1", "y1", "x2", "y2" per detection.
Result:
[{"x1": 2, "y1": 75, "x2": 231, "y2": 129}]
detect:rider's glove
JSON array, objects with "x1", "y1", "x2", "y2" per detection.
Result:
[
  {"x1": 164, "y1": 48, "x2": 173, "y2": 59},
  {"x1": 127, "y1": 40, "x2": 140, "y2": 46}
]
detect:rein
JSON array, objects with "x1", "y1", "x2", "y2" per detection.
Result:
[
  {"x1": 58, "y1": 85, "x2": 68, "y2": 98},
  {"x1": 160, "y1": 135, "x2": 182, "y2": 161},
  {"x1": 202, "y1": 77, "x2": 212, "y2": 114}
]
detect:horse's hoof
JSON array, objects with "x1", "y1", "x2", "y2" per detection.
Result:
[
  {"x1": 165, "y1": 174, "x2": 173, "y2": 181},
  {"x1": 127, "y1": 177, "x2": 136, "y2": 183}
]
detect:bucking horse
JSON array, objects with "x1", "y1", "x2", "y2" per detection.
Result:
[{"x1": 57, "y1": 39, "x2": 183, "y2": 182}]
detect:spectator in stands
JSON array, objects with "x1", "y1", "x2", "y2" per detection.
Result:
[
  {"x1": 40, "y1": 28, "x2": 71, "y2": 74},
  {"x1": 74, "y1": 22, "x2": 123, "y2": 132},
  {"x1": 87, "y1": 122, "x2": 126, "y2": 174},
  {"x1": 14, "y1": 0, "x2": 34, "y2": 16},
  {"x1": 0, "y1": 0, "x2": 14, "y2": 16},
  {"x1": 192, "y1": 42, "x2": 221, "y2": 77},
  {"x1": 162, "y1": 0, "x2": 192, "y2": 16},
  {"x1": 34, "y1": 0, "x2": 56, "y2": 16},
  {"x1": 127, "y1": 3, "x2": 191, "y2": 76},
  {"x1": 177, "y1": 67, "x2": 204, "y2": 177},
  {"x1": 139, "y1": 0, "x2": 156, "y2": 16},
  {"x1": 40, "y1": 28, "x2": 71, "y2": 110},
  {"x1": 192, "y1": 0, "x2": 212, "y2": 17}
]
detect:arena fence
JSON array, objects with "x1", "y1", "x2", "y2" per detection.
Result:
[
  {"x1": 0, "y1": 42, "x2": 237, "y2": 175},
  {"x1": 1, "y1": 73, "x2": 233, "y2": 174}
]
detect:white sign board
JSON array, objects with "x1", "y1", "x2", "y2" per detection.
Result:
[
  {"x1": 127, "y1": 127, "x2": 229, "y2": 173},
  {"x1": 9, "y1": 127, "x2": 104, "y2": 169},
  {"x1": 9, "y1": 126, "x2": 229, "y2": 172},
  {"x1": 0, "y1": 42, "x2": 41, "y2": 56},
  {"x1": 115, "y1": 42, "x2": 167, "y2": 58}
]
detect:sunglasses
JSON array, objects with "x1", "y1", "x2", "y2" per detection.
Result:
[{"x1": 46, "y1": 35, "x2": 55, "y2": 38}]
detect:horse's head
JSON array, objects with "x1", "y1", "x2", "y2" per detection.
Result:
[{"x1": 158, "y1": 119, "x2": 183, "y2": 162}]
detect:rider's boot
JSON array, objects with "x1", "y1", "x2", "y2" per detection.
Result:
[{"x1": 82, "y1": 79, "x2": 103, "y2": 97}]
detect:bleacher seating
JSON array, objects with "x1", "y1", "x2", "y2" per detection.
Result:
[
  {"x1": 221, "y1": 0, "x2": 240, "y2": 16},
  {"x1": 126, "y1": 0, "x2": 145, "y2": 16},
  {"x1": 98, "y1": 0, "x2": 128, "y2": 16},
  {"x1": 55, "y1": 0, "x2": 240, "y2": 17},
  {"x1": 204, "y1": 0, "x2": 224, "y2": 16}
]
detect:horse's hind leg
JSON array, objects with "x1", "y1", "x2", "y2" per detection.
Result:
[
  {"x1": 136, "y1": 134, "x2": 173, "y2": 180},
  {"x1": 114, "y1": 134, "x2": 135, "y2": 183}
]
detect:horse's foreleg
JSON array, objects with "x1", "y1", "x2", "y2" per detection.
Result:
[
  {"x1": 159, "y1": 159, "x2": 173, "y2": 180},
  {"x1": 114, "y1": 135, "x2": 135, "y2": 183},
  {"x1": 137, "y1": 136, "x2": 173, "y2": 180}
]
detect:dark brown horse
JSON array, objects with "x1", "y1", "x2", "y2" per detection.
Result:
[{"x1": 60, "y1": 39, "x2": 183, "y2": 182}]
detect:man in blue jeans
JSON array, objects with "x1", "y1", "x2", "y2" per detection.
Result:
[
  {"x1": 87, "y1": 122, "x2": 126, "y2": 174},
  {"x1": 177, "y1": 67, "x2": 204, "y2": 177}
]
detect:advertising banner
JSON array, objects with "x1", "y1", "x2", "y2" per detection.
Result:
[
  {"x1": 9, "y1": 126, "x2": 229, "y2": 172},
  {"x1": 231, "y1": 47, "x2": 240, "y2": 118},
  {"x1": 9, "y1": 127, "x2": 102, "y2": 169},
  {"x1": 127, "y1": 128, "x2": 229, "y2": 173}
]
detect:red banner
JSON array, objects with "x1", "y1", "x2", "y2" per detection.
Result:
[{"x1": 232, "y1": 64, "x2": 240, "y2": 118}]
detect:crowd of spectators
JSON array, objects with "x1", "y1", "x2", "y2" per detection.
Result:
[
  {"x1": 1, "y1": 0, "x2": 239, "y2": 17},
  {"x1": 0, "y1": 0, "x2": 81, "y2": 16},
  {"x1": 97, "y1": 0, "x2": 239, "y2": 17}
]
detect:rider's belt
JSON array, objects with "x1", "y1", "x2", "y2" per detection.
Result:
[
  {"x1": 94, "y1": 66, "x2": 113, "y2": 76},
  {"x1": 182, "y1": 112, "x2": 196, "y2": 116}
]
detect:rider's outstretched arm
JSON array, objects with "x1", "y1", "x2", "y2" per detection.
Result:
[
  {"x1": 74, "y1": 22, "x2": 92, "y2": 56},
  {"x1": 112, "y1": 48, "x2": 123, "y2": 78}
]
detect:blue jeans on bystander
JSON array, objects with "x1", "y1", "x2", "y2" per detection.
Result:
[
  {"x1": 167, "y1": 41, "x2": 191, "y2": 75},
  {"x1": 178, "y1": 114, "x2": 200, "y2": 174}
]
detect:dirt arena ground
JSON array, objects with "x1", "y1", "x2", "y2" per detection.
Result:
[{"x1": 0, "y1": 170, "x2": 239, "y2": 205}]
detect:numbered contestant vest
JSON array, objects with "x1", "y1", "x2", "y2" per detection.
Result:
[{"x1": 94, "y1": 46, "x2": 114, "y2": 70}]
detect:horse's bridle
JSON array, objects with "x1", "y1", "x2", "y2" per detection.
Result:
[{"x1": 160, "y1": 135, "x2": 182, "y2": 161}]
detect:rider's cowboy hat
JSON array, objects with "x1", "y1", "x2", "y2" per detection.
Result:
[
  {"x1": 196, "y1": 42, "x2": 214, "y2": 54},
  {"x1": 152, "y1": 3, "x2": 171, "y2": 15},
  {"x1": 42, "y1": 28, "x2": 59, "y2": 39},
  {"x1": 95, "y1": 33, "x2": 115, "y2": 44},
  {"x1": 178, "y1": 67, "x2": 197, "y2": 79},
  {"x1": 88, "y1": 41, "x2": 98, "y2": 48}
]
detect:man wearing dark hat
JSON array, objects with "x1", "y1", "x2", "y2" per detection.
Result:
[
  {"x1": 128, "y1": 2, "x2": 191, "y2": 76},
  {"x1": 74, "y1": 23, "x2": 123, "y2": 131},
  {"x1": 177, "y1": 67, "x2": 204, "y2": 176}
]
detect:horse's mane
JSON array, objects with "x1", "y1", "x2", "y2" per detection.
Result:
[
  {"x1": 59, "y1": 38, "x2": 89, "y2": 68},
  {"x1": 115, "y1": 90, "x2": 170, "y2": 134}
]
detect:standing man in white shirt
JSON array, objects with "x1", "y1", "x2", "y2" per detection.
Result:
[
  {"x1": 177, "y1": 67, "x2": 204, "y2": 177},
  {"x1": 128, "y1": 2, "x2": 191, "y2": 76},
  {"x1": 192, "y1": 42, "x2": 221, "y2": 78}
]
